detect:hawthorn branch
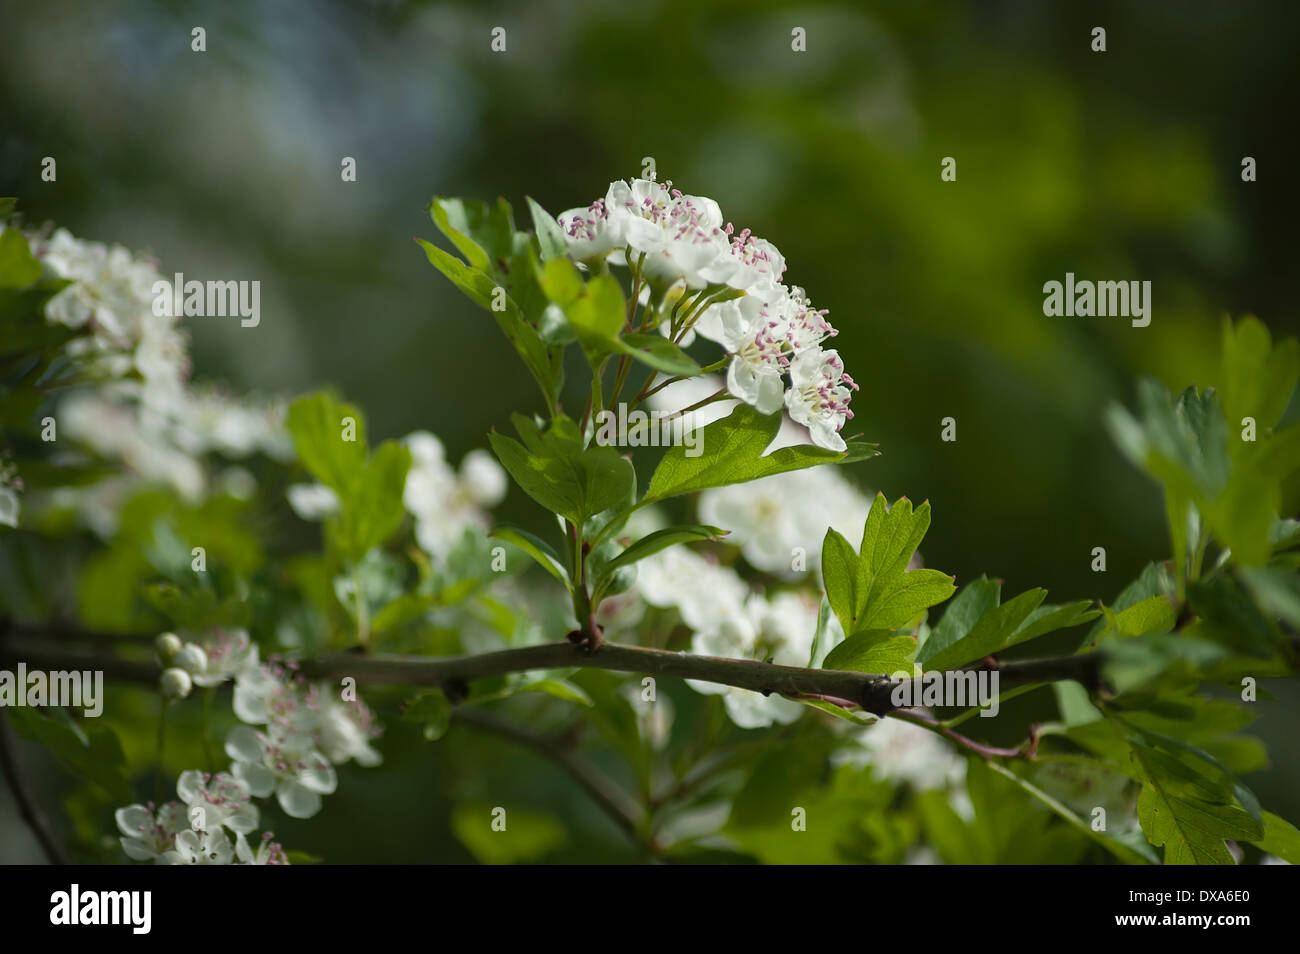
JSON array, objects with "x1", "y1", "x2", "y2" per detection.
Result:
[{"x1": 0, "y1": 628, "x2": 1106, "y2": 717}]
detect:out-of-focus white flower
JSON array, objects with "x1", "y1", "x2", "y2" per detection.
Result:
[
  {"x1": 402, "y1": 431, "x2": 501, "y2": 566},
  {"x1": 0, "y1": 460, "x2": 21, "y2": 528},
  {"x1": 59, "y1": 391, "x2": 206, "y2": 502},
  {"x1": 0, "y1": 486, "x2": 17, "y2": 529},
  {"x1": 191, "y1": 628, "x2": 256, "y2": 688},
  {"x1": 170, "y1": 386, "x2": 292, "y2": 461},
  {"x1": 175, "y1": 770, "x2": 259, "y2": 836},
  {"x1": 645, "y1": 373, "x2": 738, "y2": 437},
  {"x1": 637, "y1": 545, "x2": 750, "y2": 634},
  {"x1": 699, "y1": 466, "x2": 872, "y2": 578},
  {"x1": 162, "y1": 827, "x2": 236, "y2": 865},
  {"x1": 833, "y1": 717, "x2": 967, "y2": 795},
  {"x1": 231, "y1": 657, "x2": 300, "y2": 725},
  {"x1": 690, "y1": 592, "x2": 820, "y2": 729},
  {"x1": 299, "y1": 684, "x2": 383, "y2": 767},
  {"x1": 115, "y1": 802, "x2": 187, "y2": 862},
  {"x1": 225, "y1": 724, "x2": 337, "y2": 819},
  {"x1": 458, "y1": 448, "x2": 507, "y2": 508},
  {"x1": 38, "y1": 229, "x2": 161, "y2": 344},
  {"x1": 286, "y1": 482, "x2": 340, "y2": 520},
  {"x1": 236, "y1": 832, "x2": 290, "y2": 865}
]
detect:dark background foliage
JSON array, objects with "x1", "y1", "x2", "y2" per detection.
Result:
[{"x1": 1, "y1": 0, "x2": 1297, "y2": 862}]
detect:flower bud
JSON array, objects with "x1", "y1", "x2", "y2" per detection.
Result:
[
  {"x1": 159, "y1": 667, "x2": 193, "y2": 700},
  {"x1": 173, "y1": 643, "x2": 208, "y2": 675},
  {"x1": 155, "y1": 632, "x2": 183, "y2": 663}
]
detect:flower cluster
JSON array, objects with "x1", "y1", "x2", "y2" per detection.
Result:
[
  {"x1": 226, "y1": 651, "x2": 382, "y2": 818},
  {"x1": 115, "y1": 626, "x2": 383, "y2": 863},
  {"x1": 558, "y1": 175, "x2": 859, "y2": 451},
  {"x1": 6, "y1": 225, "x2": 291, "y2": 535},
  {"x1": 114, "y1": 778, "x2": 289, "y2": 865},
  {"x1": 635, "y1": 543, "x2": 846, "y2": 729}
]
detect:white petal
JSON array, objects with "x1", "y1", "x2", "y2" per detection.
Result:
[
  {"x1": 224, "y1": 724, "x2": 264, "y2": 763},
  {"x1": 232, "y1": 760, "x2": 276, "y2": 798},
  {"x1": 176, "y1": 769, "x2": 203, "y2": 804},
  {"x1": 115, "y1": 804, "x2": 152, "y2": 838},
  {"x1": 277, "y1": 780, "x2": 323, "y2": 819}
]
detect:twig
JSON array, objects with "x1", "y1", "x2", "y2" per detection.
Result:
[
  {"x1": 0, "y1": 712, "x2": 70, "y2": 864},
  {"x1": 1, "y1": 632, "x2": 1107, "y2": 718},
  {"x1": 451, "y1": 707, "x2": 656, "y2": 854}
]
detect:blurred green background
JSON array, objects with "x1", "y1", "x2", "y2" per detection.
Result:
[{"x1": 2, "y1": 0, "x2": 1297, "y2": 862}]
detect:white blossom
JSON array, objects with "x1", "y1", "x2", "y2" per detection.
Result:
[
  {"x1": 175, "y1": 770, "x2": 259, "y2": 835},
  {"x1": 162, "y1": 827, "x2": 236, "y2": 865},
  {"x1": 115, "y1": 802, "x2": 187, "y2": 863},
  {"x1": 225, "y1": 724, "x2": 337, "y2": 819}
]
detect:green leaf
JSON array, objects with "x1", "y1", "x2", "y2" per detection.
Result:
[
  {"x1": 597, "y1": 525, "x2": 726, "y2": 578},
  {"x1": 0, "y1": 229, "x2": 41, "y2": 288},
  {"x1": 1238, "y1": 566, "x2": 1300, "y2": 630},
  {"x1": 526, "y1": 197, "x2": 569, "y2": 262},
  {"x1": 1006, "y1": 601, "x2": 1101, "y2": 648},
  {"x1": 1132, "y1": 741, "x2": 1263, "y2": 865},
  {"x1": 538, "y1": 257, "x2": 584, "y2": 306},
  {"x1": 371, "y1": 594, "x2": 440, "y2": 634},
  {"x1": 824, "y1": 495, "x2": 957, "y2": 635},
  {"x1": 917, "y1": 585, "x2": 1046, "y2": 670},
  {"x1": 821, "y1": 630, "x2": 915, "y2": 674},
  {"x1": 796, "y1": 698, "x2": 877, "y2": 725},
  {"x1": 488, "y1": 420, "x2": 635, "y2": 528},
  {"x1": 1249, "y1": 811, "x2": 1300, "y2": 864},
  {"x1": 986, "y1": 762, "x2": 1156, "y2": 865},
  {"x1": 562, "y1": 272, "x2": 626, "y2": 360},
  {"x1": 6, "y1": 708, "x2": 129, "y2": 801},
  {"x1": 613, "y1": 333, "x2": 700, "y2": 376},
  {"x1": 644, "y1": 403, "x2": 876, "y2": 504},
  {"x1": 513, "y1": 678, "x2": 593, "y2": 707},
  {"x1": 451, "y1": 803, "x2": 566, "y2": 864},
  {"x1": 489, "y1": 525, "x2": 570, "y2": 586},
  {"x1": 416, "y1": 238, "x2": 559, "y2": 407},
  {"x1": 428, "y1": 196, "x2": 514, "y2": 275},
  {"x1": 820, "y1": 528, "x2": 869, "y2": 632},
  {"x1": 1221, "y1": 316, "x2": 1300, "y2": 434},
  {"x1": 346, "y1": 441, "x2": 411, "y2": 559},
  {"x1": 403, "y1": 689, "x2": 452, "y2": 741},
  {"x1": 286, "y1": 392, "x2": 368, "y2": 494},
  {"x1": 1111, "y1": 594, "x2": 1178, "y2": 637},
  {"x1": 1186, "y1": 573, "x2": 1281, "y2": 654}
]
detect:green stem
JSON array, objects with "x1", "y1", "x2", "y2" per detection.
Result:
[
  {"x1": 352, "y1": 562, "x2": 370, "y2": 647},
  {"x1": 154, "y1": 699, "x2": 168, "y2": 804},
  {"x1": 201, "y1": 687, "x2": 216, "y2": 774}
]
